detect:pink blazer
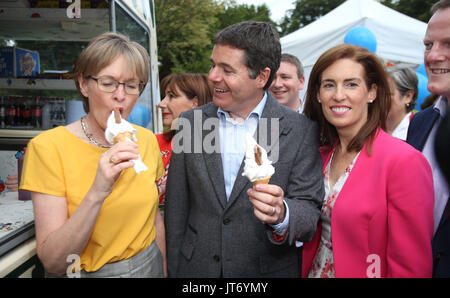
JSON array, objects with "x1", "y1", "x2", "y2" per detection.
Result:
[{"x1": 302, "y1": 130, "x2": 434, "y2": 278}]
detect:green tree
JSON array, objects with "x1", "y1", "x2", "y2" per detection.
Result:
[
  {"x1": 155, "y1": 0, "x2": 222, "y2": 79},
  {"x1": 214, "y1": 0, "x2": 276, "y2": 31},
  {"x1": 279, "y1": 0, "x2": 345, "y2": 36},
  {"x1": 155, "y1": 0, "x2": 276, "y2": 80},
  {"x1": 381, "y1": 0, "x2": 434, "y2": 23}
]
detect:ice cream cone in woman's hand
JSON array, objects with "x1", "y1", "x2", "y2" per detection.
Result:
[
  {"x1": 113, "y1": 131, "x2": 134, "y2": 143},
  {"x1": 106, "y1": 107, "x2": 138, "y2": 144},
  {"x1": 105, "y1": 107, "x2": 147, "y2": 173}
]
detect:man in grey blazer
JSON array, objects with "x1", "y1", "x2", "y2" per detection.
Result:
[{"x1": 164, "y1": 21, "x2": 324, "y2": 278}]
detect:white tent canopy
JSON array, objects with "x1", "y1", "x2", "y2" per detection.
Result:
[{"x1": 280, "y1": 0, "x2": 428, "y2": 99}]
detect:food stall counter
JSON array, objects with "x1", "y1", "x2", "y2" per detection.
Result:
[{"x1": 0, "y1": 191, "x2": 37, "y2": 277}]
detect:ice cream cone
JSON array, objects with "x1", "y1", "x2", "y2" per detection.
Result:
[
  {"x1": 105, "y1": 109, "x2": 148, "y2": 174},
  {"x1": 252, "y1": 176, "x2": 271, "y2": 187},
  {"x1": 113, "y1": 131, "x2": 134, "y2": 144},
  {"x1": 242, "y1": 133, "x2": 275, "y2": 184}
]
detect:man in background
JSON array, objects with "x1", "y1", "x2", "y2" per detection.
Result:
[
  {"x1": 406, "y1": 0, "x2": 450, "y2": 277},
  {"x1": 269, "y1": 53, "x2": 306, "y2": 113}
]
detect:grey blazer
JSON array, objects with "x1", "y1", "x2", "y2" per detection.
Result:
[{"x1": 164, "y1": 94, "x2": 324, "y2": 277}]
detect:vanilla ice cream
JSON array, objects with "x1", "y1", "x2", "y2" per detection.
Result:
[
  {"x1": 105, "y1": 110, "x2": 138, "y2": 145},
  {"x1": 105, "y1": 109, "x2": 148, "y2": 174},
  {"x1": 242, "y1": 133, "x2": 275, "y2": 184}
]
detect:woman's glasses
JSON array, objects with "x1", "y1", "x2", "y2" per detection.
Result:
[{"x1": 88, "y1": 76, "x2": 145, "y2": 95}]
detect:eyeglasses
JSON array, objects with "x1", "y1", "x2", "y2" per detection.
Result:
[{"x1": 88, "y1": 76, "x2": 145, "y2": 95}]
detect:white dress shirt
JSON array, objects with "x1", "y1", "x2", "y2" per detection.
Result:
[
  {"x1": 421, "y1": 97, "x2": 449, "y2": 234},
  {"x1": 392, "y1": 112, "x2": 412, "y2": 141},
  {"x1": 217, "y1": 92, "x2": 290, "y2": 235}
]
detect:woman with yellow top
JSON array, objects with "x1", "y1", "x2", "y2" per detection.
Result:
[{"x1": 19, "y1": 32, "x2": 165, "y2": 277}]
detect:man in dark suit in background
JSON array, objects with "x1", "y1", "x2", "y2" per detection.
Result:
[
  {"x1": 406, "y1": 0, "x2": 450, "y2": 277},
  {"x1": 164, "y1": 21, "x2": 324, "y2": 277}
]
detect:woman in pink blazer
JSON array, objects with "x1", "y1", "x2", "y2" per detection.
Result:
[{"x1": 302, "y1": 44, "x2": 434, "y2": 278}]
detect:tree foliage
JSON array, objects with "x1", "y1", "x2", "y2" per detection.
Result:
[
  {"x1": 214, "y1": 0, "x2": 277, "y2": 31},
  {"x1": 155, "y1": 0, "x2": 434, "y2": 80},
  {"x1": 279, "y1": 0, "x2": 345, "y2": 36},
  {"x1": 380, "y1": 0, "x2": 435, "y2": 23},
  {"x1": 155, "y1": 0, "x2": 274, "y2": 80},
  {"x1": 155, "y1": 0, "x2": 222, "y2": 79}
]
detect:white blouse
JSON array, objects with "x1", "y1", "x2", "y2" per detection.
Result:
[
  {"x1": 391, "y1": 112, "x2": 412, "y2": 141},
  {"x1": 308, "y1": 149, "x2": 361, "y2": 278}
]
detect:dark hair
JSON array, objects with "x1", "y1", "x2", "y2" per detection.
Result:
[
  {"x1": 281, "y1": 53, "x2": 304, "y2": 78},
  {"x1": 303, "y1": 44, "x2": 391, "y2": 154},
  {"x1": 160, "y1": 73, "x2": 213, "y2": 107},
  {"x1": 213, "y1": 21, "x2": 281, "y2": 90},
  {"x1": 160, "y1": 73, "x2": 213, "y2": 139},
  {"x1": 421, "y1": 93, "x2": 440, "y2": 110},
  {"x1": 431, "y1": 0, "x2": 450, "y2": 14}
]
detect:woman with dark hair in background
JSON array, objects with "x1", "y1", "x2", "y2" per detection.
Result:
[{"x1": 156, "y1": 73, "x2": 213, "y2": 205}]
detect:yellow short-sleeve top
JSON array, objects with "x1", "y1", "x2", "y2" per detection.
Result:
[{"x1": 20, "y1": 125, "x2": 164, "y2": 272}]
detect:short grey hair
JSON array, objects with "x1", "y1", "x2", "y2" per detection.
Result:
[
  {"x1": 386, "y1": 65, "x2": 418, "y2": 113},
  {"x1": 281, "y1": 53, "x2": 304, "y2": 78}
]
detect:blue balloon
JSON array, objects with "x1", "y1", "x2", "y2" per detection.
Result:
[
  {"x1": 416, "y1": 63, "x2": 427, "y2": 77},
  {"x1": 128, "y1": 104, "x2": 151, "y2": 127},
  {"x1": 344, "y1": 26, "x2": 377, "y2": 53},
  {"x1": 415, "y1": 73, "x2": 431, "y2": 111}
]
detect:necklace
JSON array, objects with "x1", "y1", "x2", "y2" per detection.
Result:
[{"x1": 80, "y1": 116, "x2": 111, "y2": 148}]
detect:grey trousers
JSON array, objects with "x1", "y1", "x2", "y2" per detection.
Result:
[{"x1": 46, "y1": 241, "x2": 164, "y2": 278}]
